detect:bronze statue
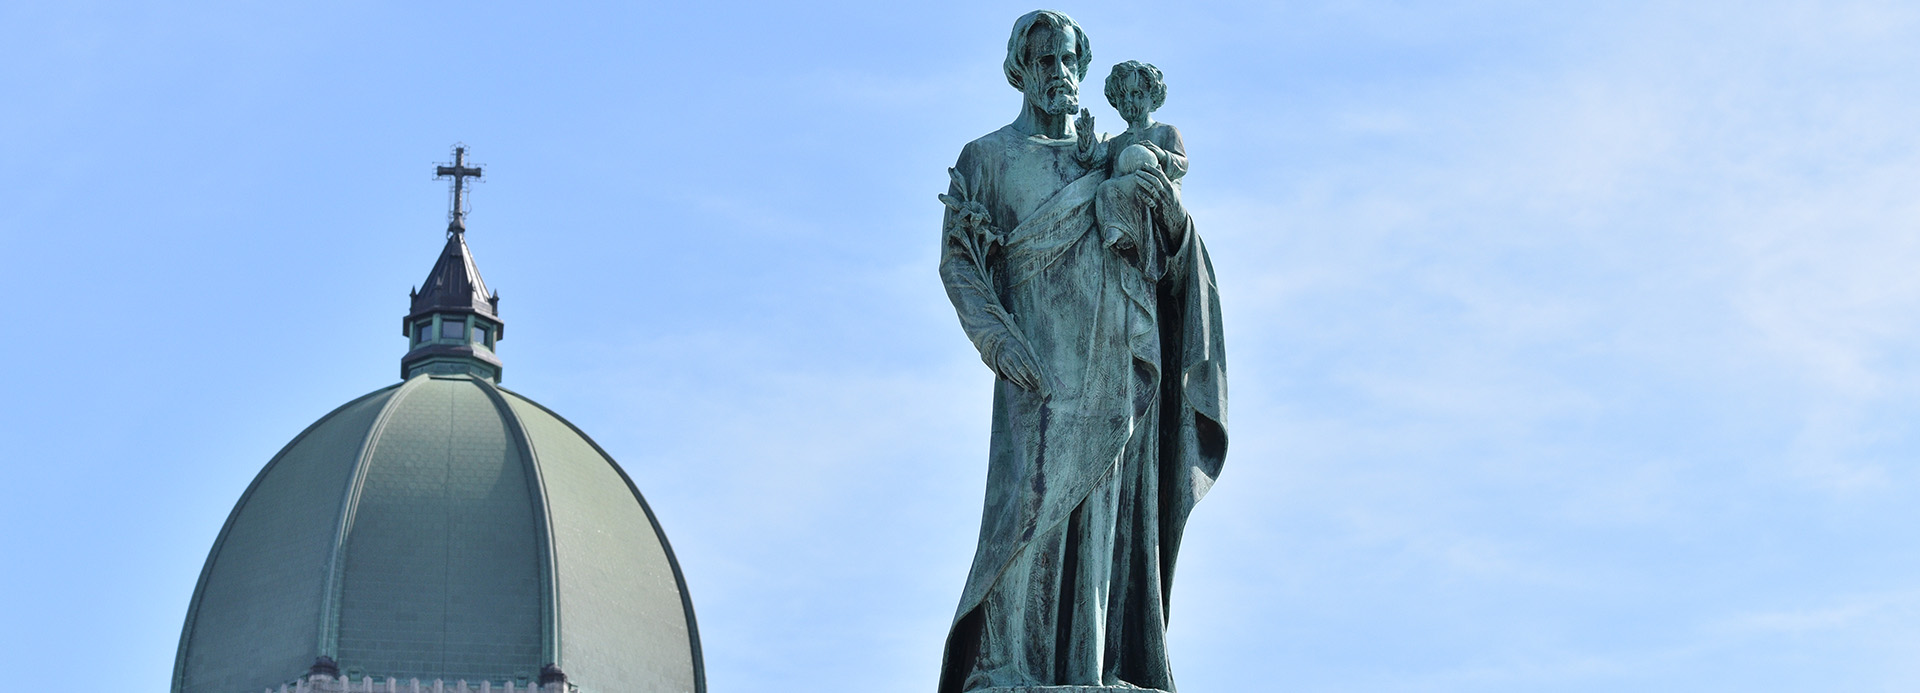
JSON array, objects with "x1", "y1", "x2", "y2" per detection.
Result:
[{"x1": 937, "y1": 10, "x2": 1229, "y2": 693}]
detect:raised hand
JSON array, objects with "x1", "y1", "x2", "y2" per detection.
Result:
[{"x1": 1075, "y1": 108, "x2": 1097, "y2": 153}]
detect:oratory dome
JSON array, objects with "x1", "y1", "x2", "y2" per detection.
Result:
[{"x1": 172, "y1": 149, "x2": 703, "y2": 693}]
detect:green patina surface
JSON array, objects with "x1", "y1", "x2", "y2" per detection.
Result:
[
  {"x1": 505, "y1": 392, "x2": 701, "y2": 692},
  {"x1": 174, "y1": 375, "x2": 702, "y2": 693},
  {"x1": 934, "y1": 12, "x2": 1226, "y2": 692},
  {"x1": 175, "y1": 387, "x2": 399, "y2": 693},
  {"x1": 333, "y1": 376, "x2": 545, "y2": 682}
]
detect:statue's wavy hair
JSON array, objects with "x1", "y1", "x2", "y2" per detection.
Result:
[
  {"x1": 1003, "y1": 10, "x2": 1093, "y2": 91},
  {"x1": 1105, "y1": 60, "x2": 1167, "y2": 111}
]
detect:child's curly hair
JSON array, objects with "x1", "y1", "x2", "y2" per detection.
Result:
[{"x1": 1105, "y1": 60, "x2": 1167, "y2": 112}]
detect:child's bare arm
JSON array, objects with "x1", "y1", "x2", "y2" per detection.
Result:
[{"x1": 1156, "y1": 125, "x2": 1189, "y2": 180}]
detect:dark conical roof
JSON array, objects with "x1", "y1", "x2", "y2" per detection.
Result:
[
  {"x1": 410, "y1": 226, "x2": 497, "y2": 320},
  {"x1": 402, "y1": 225, "x2": 507, "y2": 382}
]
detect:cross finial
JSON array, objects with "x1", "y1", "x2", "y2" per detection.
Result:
[{"x1": 435, "y1": 144, "x2": 484, "y2": 235}]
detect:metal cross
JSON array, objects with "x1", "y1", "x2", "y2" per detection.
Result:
[{"x1": 435, "y1": 145, "x2": 484, "y2": 232}]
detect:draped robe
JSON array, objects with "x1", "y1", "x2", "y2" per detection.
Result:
[{"x1": 937, "y1": 125, "x2": 1228, "y2": 692}]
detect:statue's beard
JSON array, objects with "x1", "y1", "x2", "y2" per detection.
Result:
[{"x1": 1027, "y1": 82, "x2": 1080, "y2": 116}]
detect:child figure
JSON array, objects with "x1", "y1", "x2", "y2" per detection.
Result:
[
  {"x1": 1096, "y1": 61, "x2": 1188, "y2": 270},
  {"x1": 1104, "y1": 60, "x2": 1188, "y2": 185}
]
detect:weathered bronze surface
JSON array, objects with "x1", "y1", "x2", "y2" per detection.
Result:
[{"x1": 936, "y1": 10, "x2": 1228, "y2": 693}]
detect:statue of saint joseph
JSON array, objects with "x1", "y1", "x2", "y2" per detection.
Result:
[{"x1": 936, "y1": 10, "x2": 1229, "y2": 693}]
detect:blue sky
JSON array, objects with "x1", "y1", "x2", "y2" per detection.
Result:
[{"x1": 4, "y1": 1, "x2": 1920, "y2": 690}]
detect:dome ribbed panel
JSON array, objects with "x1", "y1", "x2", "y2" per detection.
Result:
[
  {"x1": 176, "y1": 387, "x2": 400, "y2": 693},
  {"x1": 334, "y1": 377, "x2": 544, "y2": 682},
  {"x1": 504, "y1": 393, "x2": 701, "y2": 693}
]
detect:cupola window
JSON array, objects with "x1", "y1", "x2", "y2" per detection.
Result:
[{"x1": 441, "y1": 321, "x2": 467, "y2": 340}]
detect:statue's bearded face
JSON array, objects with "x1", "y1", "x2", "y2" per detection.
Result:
[{"x1": 1020, "y1": 25, "x2": 1081, "y2": 116}]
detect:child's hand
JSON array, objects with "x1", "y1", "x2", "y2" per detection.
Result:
[{"x1": 1138, "y1": 140, "x2": 1171, "y2": 171}]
